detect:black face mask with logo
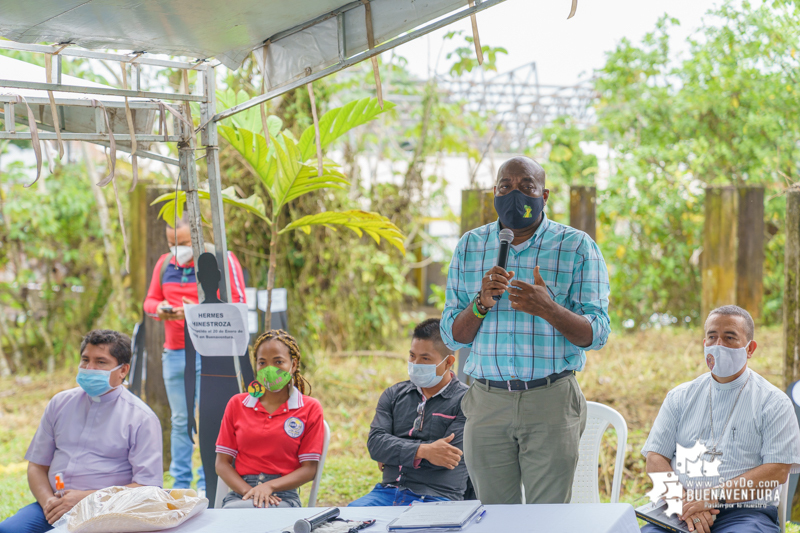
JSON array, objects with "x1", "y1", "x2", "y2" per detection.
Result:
[{"x1": 494, "y1": 189, "x2": 545, "y2": 229}]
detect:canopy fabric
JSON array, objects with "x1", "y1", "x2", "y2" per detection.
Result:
[{"x1": 0, "y1": 0, "x2": 472, "y2": 78}]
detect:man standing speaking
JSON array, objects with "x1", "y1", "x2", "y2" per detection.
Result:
[{"x1": 440, "y1": 156, "x2": 610, "y2": 504}]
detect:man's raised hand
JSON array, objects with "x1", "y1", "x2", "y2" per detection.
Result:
[
  {"x1": 508, "y1": 266, "x2": 554, "y2": 318},
  {"x1": 480, "y1": 267, "x2": 515, "y2": 309}
]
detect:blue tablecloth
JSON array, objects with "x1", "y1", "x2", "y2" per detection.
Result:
[{"x1": 163, "y1": 503, "x2": 640, "y2": 533}]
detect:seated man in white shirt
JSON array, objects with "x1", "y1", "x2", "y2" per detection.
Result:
[{"x1": 641, "y1": 305, "x2": 800, "y2": 533}]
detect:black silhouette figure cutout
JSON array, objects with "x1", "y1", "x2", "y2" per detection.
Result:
[
  {"x1": 183, "y1": 251, "x2": 254, "y2": 506},
  {"x1": 197, "y1": 252, "x2": 221, "y2": 303}
]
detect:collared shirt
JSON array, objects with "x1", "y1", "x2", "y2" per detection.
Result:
[
  {"x1": 642, "y1": 369, "x2": 800, "y2": 505},
  {"x1": 216, "y1": 387, "x2": 324, "y2": 477},
  {"x1": 367, "y1": 374, "x2": 468, "y2": 501},
  {"x1": 440, "y1": 215, "x2": 611, "y2": 381},
  {"x1": 25, "y1": 386, "x2": 163, "y2": 492}
]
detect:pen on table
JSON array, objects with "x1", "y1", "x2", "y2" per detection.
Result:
[{"x1": 476, "y1": 509, "x2": 487, "y2": 523}]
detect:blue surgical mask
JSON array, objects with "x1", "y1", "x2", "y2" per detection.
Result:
[
  {"x1": 408, "y1": 358, "x2": 449, "y2": 389},
  {"x1": 494, "y1": 190, "x2": 545, "y2": 230},
  {"x1": 76, "y1": 365, "x2": 122, "y2": 397}
]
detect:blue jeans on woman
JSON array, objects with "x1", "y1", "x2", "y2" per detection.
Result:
[{"x1": 162, "y1": 348, "x2": 204, "y2": 490}]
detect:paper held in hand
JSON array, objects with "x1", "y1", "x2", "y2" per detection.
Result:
[
  {"x1": 184, "y1": 303, "x2": 249, "y2": 356},
  {"x1": 387, "y1": 500, "x2": 483, "y2": 531}
]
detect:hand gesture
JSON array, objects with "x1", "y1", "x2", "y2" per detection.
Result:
[
  {"x1": 377, "y1": 462, "x2": 385, "y2": 472},
  {"x1": 480, "y1": 267, "x2": 515, "y2": 309},
  {"x1": 419, "y1": 434, "x2": 463, "y2": 469},
  {"x1": 242, "y1": 483, "x2": 282, "y2": 508},
  {"x1": 507, "y1": 266, "x2": 554, "y2": 317},
  {"x1": 156, "y1": 300, "x2": 184, "y2": 321}
]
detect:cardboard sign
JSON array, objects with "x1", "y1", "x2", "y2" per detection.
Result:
[
  {"x1": 184, "y1": 303, "x2": 249, "y2": 356},
  {"x1": 257, "y1": 288, "x2": 287, "y2": 313}
]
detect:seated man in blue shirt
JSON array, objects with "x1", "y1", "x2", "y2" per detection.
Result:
[{"x1": 349, "y1": 319, "x2": 469, "y2": 506}]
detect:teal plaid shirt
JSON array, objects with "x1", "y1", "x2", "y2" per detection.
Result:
[{"x1": 440, "y1": 214, "x2": 611, "y2": 381}]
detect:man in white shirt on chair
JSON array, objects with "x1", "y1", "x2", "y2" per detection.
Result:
[{"x1": 641, "y1": 305, "x2": 800, "y2": 533}]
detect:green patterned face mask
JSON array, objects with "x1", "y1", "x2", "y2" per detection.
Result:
[{"x1": 256, "y1": 366, "x2": 292, "y2": 392}]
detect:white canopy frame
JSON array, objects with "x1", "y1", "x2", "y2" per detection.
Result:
[{"x1": 0, "y1": 0, "x2": 520, "y2": 390}]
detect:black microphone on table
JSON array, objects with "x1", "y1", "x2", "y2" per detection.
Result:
[
  {"x1": 492, "y1": 228, "x2": 515, "y2": 301},
  {"x1": 294, "y1": 507, "x2": 340, "y2": 533}
]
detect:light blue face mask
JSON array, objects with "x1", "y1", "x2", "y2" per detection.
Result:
[
  {"x1": 408, "y1": 358, "x2": 449, "y2": 389},
  {"x1": 76, "y1": 365, "x2": 122, "y2": 397}
]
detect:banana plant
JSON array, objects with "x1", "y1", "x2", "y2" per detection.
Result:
[{"x1": 154, "y1": 96, "x2": 405, "y2": 329}]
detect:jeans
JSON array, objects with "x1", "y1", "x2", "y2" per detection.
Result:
[
  {"x1": 348, "y1": 484, "x2": 451, "y2": 507},
  {"x1": 221, "y1": 473, "x2": 302, "y2": 509},
  {"x1": 162, "y1": 348, "x2": 204, "y2": 489},
  {"x1": 0, "y1": 503, "x2": 53, "y2": 533}
]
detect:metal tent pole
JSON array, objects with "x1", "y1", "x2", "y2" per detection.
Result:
[
  {"x1": 201, "y1": 66, "x2": 243, "y2": 392},
  {"x1": 178, "y1": 116, "x2": 206, "y2": 302}
]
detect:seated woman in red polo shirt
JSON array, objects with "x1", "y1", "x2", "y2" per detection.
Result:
[{"x1": 215, "y1": 330, "x2": 324, "y2": 508}]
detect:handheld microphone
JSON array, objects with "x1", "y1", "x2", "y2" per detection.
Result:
[
  {"x1": 294, "y1": 507, "x2": 340, "y2": 533},
  {"x1": 492, "y1": 228, "x2": 515, "y2": 301}
]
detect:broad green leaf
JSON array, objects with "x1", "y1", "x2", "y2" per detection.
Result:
[
  {"x1": 216, "y1": 88, "x2": 283, "y2": 135},
  {"x1": 219, "y1": 125, "x2": 277, "y2": 194},
  {"x1": 151, "y1": 188, "x2": 269, "y2": 223},
  {"x1": 152, "y1": 190, "x2": 185, "y2": 228},
  {"x1": 280, "y1": 210, "x2": 406, "y2": 255},
  {"x1": 297, "y1": 97, "x2": 394, "y2": 161}
]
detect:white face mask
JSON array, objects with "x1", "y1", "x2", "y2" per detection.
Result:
[
  {"x1": 408, "y1": 358, "x2": 449, "y2": 389},
  {"x1": 704, "y1": 341, "x2": 751, "y2": 378},
  {"x1": 171, "y1": 245, "x2": 194, "y2": 266}
]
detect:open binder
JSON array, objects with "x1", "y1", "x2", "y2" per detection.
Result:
[{"x1": 387, "y1": 500, "x2": 484, "y2": 532}]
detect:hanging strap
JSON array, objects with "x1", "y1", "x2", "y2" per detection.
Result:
[
  {"x1": 15, "y1": 95, "x2": 43, "y2": 187},
  {"x1": 43, "y1": 53, "x2": 65, "y2": 159},
  {"x1": 157, "y1": 101, "x2": 194, "y2": 141},
  {"x1": 305, "y1": 68, "x2": 323, "y2": 177},
  {"x1": 120, "y1": 63, "x2": 139, "y2": 192},
  {"x1": 259, "y1": 41, "x2": 272, "y2": 147},
  {"x1": 568, "y1": 0, "x2": 578, "y2": 19},
  {"x1": 468, "y1": 1, "x2": 484, "y2": 65},
  {"x1": 360, "y1": 0, "x2": 383, "y2": 109},
  {"x1": 92, "y1": 99, "x2": 117, "y2": 187}
]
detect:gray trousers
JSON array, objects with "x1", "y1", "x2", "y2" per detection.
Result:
[
  {"x1": 461, "y1": 374, "x2": 587, "y2": 505},
  {"x1": 221, "y1": 473, "x2": 302, "y2": 509}
]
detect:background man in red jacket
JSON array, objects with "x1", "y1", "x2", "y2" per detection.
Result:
[{"x1": 143, "y1": 215, "x2": 246, "y2": 494}]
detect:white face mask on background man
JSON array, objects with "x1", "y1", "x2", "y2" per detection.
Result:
[
  {"x1": 704, "y1": 341, "x2": 751, "y2": 378},
  {"x1": 170, "y1": 245, "x2": 194, "y2": 266}
]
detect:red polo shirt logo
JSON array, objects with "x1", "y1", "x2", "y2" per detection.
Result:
[{"x1": 285, "y1": 417, "x2": 304, "y2": 438}]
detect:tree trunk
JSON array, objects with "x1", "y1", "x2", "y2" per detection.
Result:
[
  {"x1": 83, "y1": 144, "x2": 127, "y2": 324},
  {"x1": 264, "y1": 220, "x2": 279, "y2": 332},
  {"x1": 784, "y1": 188, "x2": 800, "y2": 390}
]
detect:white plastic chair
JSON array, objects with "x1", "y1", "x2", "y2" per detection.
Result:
[
  {"x1": 213, "y1": 420, "x2": 331, "y2": 509},
  {"x1": 569, "y1": 401, "x2": 628, "y2": 504},
  {"x1": 778, "y1": 481, "x2": 788, "y2": 533}
]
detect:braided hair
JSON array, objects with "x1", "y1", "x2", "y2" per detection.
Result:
[{"x1": 252, "y1": 329, "x2": 311, "y2": 395}]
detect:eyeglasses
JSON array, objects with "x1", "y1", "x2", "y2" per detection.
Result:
[{"x1": 412, "y1": 399, "x2": 426, "y2": 433}]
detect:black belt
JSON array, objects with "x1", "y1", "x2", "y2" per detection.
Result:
[{"x1": 476, "y1": 369, "x2": 575, "y2": 391}]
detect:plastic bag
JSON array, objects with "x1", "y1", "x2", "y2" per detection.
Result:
[{"x1": 52, "y1": 486, "x2": 208, "y2": 533}]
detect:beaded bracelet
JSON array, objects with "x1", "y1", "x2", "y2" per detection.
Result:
[{"x1": 473, "y1": 299, "x2": 487, "y2": 319}]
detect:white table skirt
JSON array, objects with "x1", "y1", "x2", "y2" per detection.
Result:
[{"x1": 161, "y1": 503, "x2": 640, "y2": 533}]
